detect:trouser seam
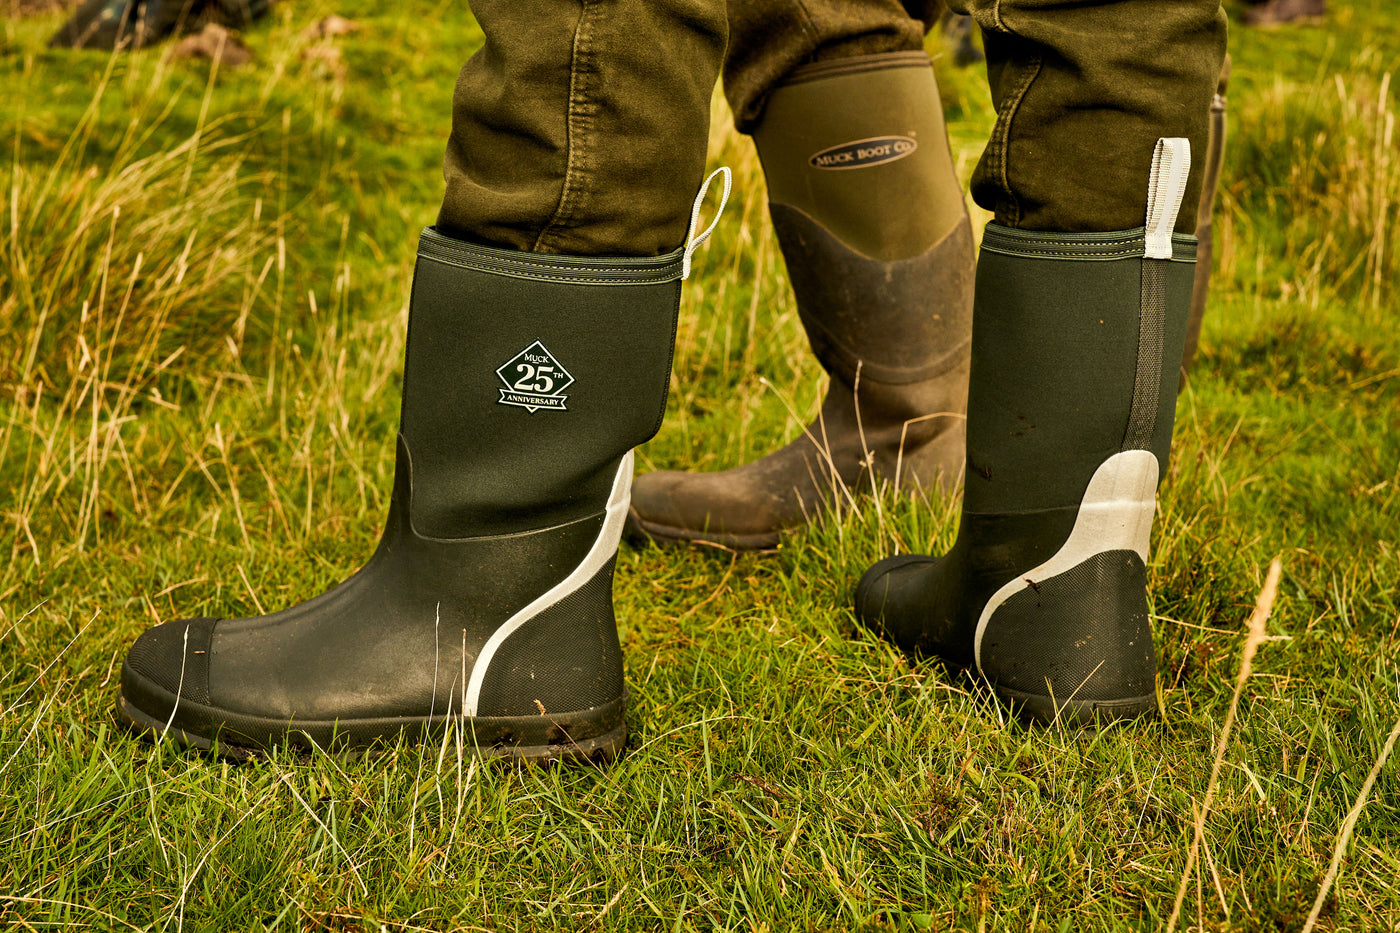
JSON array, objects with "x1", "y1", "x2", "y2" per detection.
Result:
[
  {"x1": 990, "y1": 53, "x2": 1040, "y2": 229},
  {"x1": 533, "y1": 0, "x2": 596, "y2": 254},
  {"x1": 984, "y1": 0, "x2": 1039, "y2": 229}
]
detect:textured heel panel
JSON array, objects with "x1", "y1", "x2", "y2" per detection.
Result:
[
  {"x1": 973, "y1": 450, "x2": 1160, "y2": 706},
  {"x1": 975, "y1": 450, "x2": 1158, "y2": 663},
  {"x1": 474, "y1": 559, "x2": 624, "y2": 718},
  {"x1": 978, "y1": 550, "x2": 1156, "y2": 704}
]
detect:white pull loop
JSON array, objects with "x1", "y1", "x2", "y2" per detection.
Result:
[
  {"x1": 1144, "y1": 137, "x2": 1191, "y2": 260},
  {"x1": 681, "y1": 166, "x2": 732, "y2": 280}
]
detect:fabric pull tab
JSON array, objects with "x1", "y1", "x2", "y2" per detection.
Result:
[
  {"x1": 1144, "y1": 137, "x2": 1191, "y2": 260},
  {"x1": 682, "y1": 166, "x2": 732, "y2": 280}
]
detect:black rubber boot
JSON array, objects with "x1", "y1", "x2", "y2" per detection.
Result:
[
  {"x1": 627, "y1": 53, "x2": 973, "y2": 550},
  {"x1": 48, "y1": 0, "x2": 137, "y2": 48},
  {"x1": 48, "y1": 0, "x2": 200, "y2": 49},
  {"x1": 204, "y1": 0, "x2": 271, "y2": 28},
  {"x1": 940, "y1": 11, "x2": 984, "y2": 68},
  {"x1": 854, "y1": 139, "x2": 1196, "y2": 726},
  {"x1": 118, "y1": 227, "x2": 697, "y2": 761}
]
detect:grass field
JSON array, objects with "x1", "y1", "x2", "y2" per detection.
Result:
[{"x1": 2, "y1": 1, "x2": 1398, "y2": 929}]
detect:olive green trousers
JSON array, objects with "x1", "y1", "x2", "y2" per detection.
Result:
[{"x1": 439, "y1": 0, "x2": 1226, "y2": 256}]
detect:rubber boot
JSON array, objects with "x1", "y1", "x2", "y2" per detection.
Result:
[
  {"x1": 628, "y1": 52, "x2": 973, "y2": 550},
  {"x1": 1180, "y1": 55, "x2": 1230, "y2": 392},
  {"x1": 205, "y1": 0, "x2": 271, "y2": 28},
  {"x1": 854, "y1": 139, "x2": 1196, "y2": 726},
  {"x1": 48, "y1": 0, "x2": 200, "y2": 49},
  {"x1": 940, "y1": 12, "x2": 984, "y2": 68},
  {"x1": 48, "y1": 0, "x2": 137, "y2": 48},
  {"x1": 117, "y1": 220, "x2": 710, "y2": 761}
]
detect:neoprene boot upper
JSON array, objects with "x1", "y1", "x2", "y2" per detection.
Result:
[
  {"x1": 855, "y1": 140, "x2": 1197, "y2": 724},
  {"x1": 627, "y1": 52, "x2": 974, "y2": 550},
  {"x1": 118, "y1": 223, "x2": 705, "y2": 760}
]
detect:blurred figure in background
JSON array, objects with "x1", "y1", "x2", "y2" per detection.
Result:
[
  {"x1": 939, "y1": 7, "x2": 982, "y2": 66},
  {"x1": 1241, "y1": 0, "x2": 1325, "y2": 26},
  {"x1": 49, "y1": 0, "x2": 269, "y2": 49}
]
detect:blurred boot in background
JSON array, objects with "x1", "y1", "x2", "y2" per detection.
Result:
[
  {"x1": 940, "y1": 8, "x2": 982, "y2": 67},
  {"x1": 49, "y1": 0, "x2": 269, "y2": 49}
]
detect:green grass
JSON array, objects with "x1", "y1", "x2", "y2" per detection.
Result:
[{"x1": 2, "y1": 0, "x2": 1399, "y2": 929}]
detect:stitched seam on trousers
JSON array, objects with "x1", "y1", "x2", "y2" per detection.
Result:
[
  {"x1": 990, "y1": 0, "x2": 1007, "y2": 33},
  {"x1": 984, "y1": 0, "x2": 1040, "y2": 229},
  {"x1": 533, "y1": 0, "x2": 596, "y2": 253},
  {"x1": 991, "y1": 52, "x2": 1041, "y2": 229}
]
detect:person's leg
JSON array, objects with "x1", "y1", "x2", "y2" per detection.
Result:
[
  {"x1": 439, "y1": 0, "x2": 725, "y2": 256},
  {"x1": 117, "y1": 0, "x2": 727, "y2": 761},
  {"x1": 721, "y1": 0, "x2": 938, "y2": 133},
  {"x1": 628, "y1": 0, "x2": 977, "y2": 550},
  {"x1": 854, "y1": 0, "x2": 1227, "y2": 724}
]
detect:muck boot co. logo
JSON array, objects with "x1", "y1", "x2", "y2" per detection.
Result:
[
  {"x1": 496, "y1": 341, "x2": 574, "y2": 413},
  {"x1": 809, "y1": 135, "x2": 918, "y2": 170}
]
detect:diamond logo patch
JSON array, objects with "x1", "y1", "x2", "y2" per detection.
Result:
[{"x1": 496, "y1": 341, "x2": 574, "y2": 413}]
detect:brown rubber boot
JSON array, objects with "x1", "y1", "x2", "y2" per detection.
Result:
[
  {"x1": 1180, "y1": 54, "x2": 1230, "y2": 392},
  {"x1": 627, "y1": 52, "x2": 974, "y2": 549}
]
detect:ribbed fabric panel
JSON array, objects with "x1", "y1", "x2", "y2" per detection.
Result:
[{"x1": 1125, "y1": 258, "x2": 1167, "y2": 451}]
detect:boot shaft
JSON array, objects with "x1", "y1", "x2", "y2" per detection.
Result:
[
  {"x1": 963, "y1": 225, "x2": 1196, "y2": 515},
  {"x1": 754, "y1": 51, "x2": 966, "y2": 263},
  {"x1": 402, "y1": 230, "x2": 685, "y2": 538},
  {"x1": 753, "y1": 51, "x2": 974, "y2": 395}
]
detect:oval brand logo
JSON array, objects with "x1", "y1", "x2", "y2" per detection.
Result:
[{"x1": 808, "y1": 136, "x2": 918, "y2": 170}]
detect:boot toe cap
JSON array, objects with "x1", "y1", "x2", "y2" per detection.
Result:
[
  {"x1": 122, "y1": 617, "x2": 216, "y2": 710},
  {"x1": 854, "y1": 554, "x2": 949, "y2": 656}
]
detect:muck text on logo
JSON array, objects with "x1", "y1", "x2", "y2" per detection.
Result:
[
  {"x1": 496, "y1": 341, "x2": 574, "y2": 413},
  {"x1": 808, "y1": 136, "x2": 918, "y2": 171}
]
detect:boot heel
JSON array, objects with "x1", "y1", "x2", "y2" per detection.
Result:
[
  {"x1": 975, "y1": 451, "x2": 1160, "y2": 723},
  {"x1": 979, "y1": 549, "x2": 1158, "y2": 724}
]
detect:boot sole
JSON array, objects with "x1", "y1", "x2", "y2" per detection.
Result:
[
  {"x1": 876, "y1": 651, "x2": 1158, "y2": 728},
  {"x1": 624, "y1": 508, "x2": 781, "y2": 551},
  {"x1": 116, "y1": 681, "x2": 628, "y2": 765},
  {"x1": 993, "y1": 683, "x2": 1157, "y2": 728}
]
